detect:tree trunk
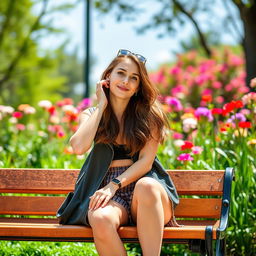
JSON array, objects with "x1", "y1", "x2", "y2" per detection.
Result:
[{"x1": 239, "y1": 4, "x2": 256, "y2": 89}]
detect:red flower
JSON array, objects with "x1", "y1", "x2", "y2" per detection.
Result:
[
  {"x1": 202, "y1": 95, "x2": 212, "y2": 103},
  {"x1": 222, "y1": 100, "x2": 244, "y2": 115},
  {"x1": 181, "y1": 141, "x2": 194, "y2": 150},
  {"x1": 12, "y1": 111, "x2": 23, "y2": 119},
  {"x1": 220, "y1": 122, "x2": 234, "y2": 132},
  {"x1": 234, "y1": 100, "x2": 243, "y2": 108},
  {"x1": 47, "y1": 106, "x2": 56, "y2": 115},
  {"x1": 238, "y1": 121, "x2": 252, "y2": 128},
  {"x1": 56, "y1": 98, "x2": 73, "y2": 107},
  {"x1": 211, "y1": 108, "x2": 223, "y2": 115}
]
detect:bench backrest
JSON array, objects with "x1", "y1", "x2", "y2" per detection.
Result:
[{"x1": 0, "y1": 168, "x2": 225, "y2": 220}]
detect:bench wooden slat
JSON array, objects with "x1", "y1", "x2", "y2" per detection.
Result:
[
  {"x1": 0, "y1": 169, "x2": 224, "y2": 195},
  {"x1": 0, "y1": 196, "x2": 221, "y2": 218},
  {"x1": 0, "y1": 220, "x2": 220, "y2": 240},
  {"x1": 0, "y1": 218, "x2": 218, "y2": 226}
]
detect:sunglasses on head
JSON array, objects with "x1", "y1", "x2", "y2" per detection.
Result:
[{"x1": 117, "y1": 49, "x2": 147, "y2": 64}]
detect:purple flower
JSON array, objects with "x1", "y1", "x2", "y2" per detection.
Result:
[
  {"x1": 195, "y1": 107, "x2": 213, "y2": 122},
  {"x1": 165, "y1": 97, "x2": 183, "y2": 111},
  {"x1": 227, "y1": 113, "x2": 246, "y2": 123},
  {"x1": 177, "y1": 153, "x2": 194, "y2": 161}
]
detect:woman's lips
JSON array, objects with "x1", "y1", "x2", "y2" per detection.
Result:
[{"x1": 117, "y1": 85, "x2": 129, "y2": 91}]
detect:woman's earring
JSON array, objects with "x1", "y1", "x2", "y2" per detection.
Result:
[{"x1": 135, "y1": 91, "x2": 138, "y2": 97}]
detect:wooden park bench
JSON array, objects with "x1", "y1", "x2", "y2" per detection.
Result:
[{"x1": 0, "y1": 167, "x2": 234, "y2": 255}]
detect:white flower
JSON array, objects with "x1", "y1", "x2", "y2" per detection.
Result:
[
  {"x1": 49, "y1": 115, "x2": 60, "y2": 124},
  {"x1": 38, "y1": 100, "x2": 52, "y2": 109},
  {"x1": 173, "y1": 139, "x2": 184, "y2": 147},
  {"x1": 24, "y1": 106, "x2": 36, "y2": 114},
  {"x1": 0, "y1": 105, "x2": 15, "y2": 114},
  {"x1": 182, "y1": 117, "x2": 198, "y2": 132},
  {"x1": 9, "y1": 117, "x2": 17, "y2": 124},
  {"x1": 62, "y1": 105, "x2": 78, "y2": 114},
  {"x1": 38, "y1": 131, "x2": 48, "y2": 137}
]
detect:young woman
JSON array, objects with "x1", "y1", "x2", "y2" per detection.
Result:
[{"x1": 58, "y1": 49, "x2": 179, "y2": 256}]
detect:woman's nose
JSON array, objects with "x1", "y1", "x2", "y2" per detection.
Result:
[{"x1": 123, "y1": 76, "x2": 129, "y2": 84}]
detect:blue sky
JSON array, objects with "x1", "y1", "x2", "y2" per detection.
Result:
[{"x1": 39, "y1": 0, "x2": 237, "y2": 93}]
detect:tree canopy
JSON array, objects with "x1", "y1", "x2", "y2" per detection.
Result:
[
  {"x1": 0, "y1": 0, "x2": 83, "y2": 106},
  {"x1": 94, "y1": 0, "x2": 256, "y2": 88}
]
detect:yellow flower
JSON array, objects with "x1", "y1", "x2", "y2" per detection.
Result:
[
  {"x1": 181, "y1": 113, "x2": 195, "y2": 120},
  {"x1": 248, "y1": 139, "x2": 256, "y2": 145},
  {"x1": 18, "y1": 104, "x2": 30, "y2": 111},
  {"x1": 234, "y1": 128, "x2": 248, "y2": 137}
]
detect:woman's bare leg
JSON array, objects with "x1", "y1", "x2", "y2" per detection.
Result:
[
  {"x1": 88, "y1": 200, "x2": 128, "y2": 256},
  {"x1": 131, "y1": 177, "x2": 173, "y2": 256}
]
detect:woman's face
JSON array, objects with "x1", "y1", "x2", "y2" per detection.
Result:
[{"x1": 108, "y1": 58, "x2": 140, "y2": 101}]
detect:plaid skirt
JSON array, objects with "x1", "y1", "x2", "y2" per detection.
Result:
[
  {"x1": 99, "y1": 165, "x2": 136, "y2": 224},
  {"x1": 99, "y1": 166, "x2": 181, "y2": 227}
]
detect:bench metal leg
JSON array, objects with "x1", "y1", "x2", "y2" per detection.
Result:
[
  {"x1": 189, "y1": 239, "x2": 206, "y2": 255},
  {"x1": 205, "y1": 226, "x2": 213, "y2": 256},
  {"x1": 216, "y1": 238, "x2": 226, "y2": 256}
]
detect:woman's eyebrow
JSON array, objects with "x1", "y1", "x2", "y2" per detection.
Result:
[{"x1": 117, "y1": 68, "x2": 139, "y2": 77}]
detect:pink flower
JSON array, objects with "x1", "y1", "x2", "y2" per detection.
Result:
[
  {"x1": 172, "y1": 132, "x2": 183, "y2": 140},
  {"x1": 192, "y1": 146, "x2": 203, "y2": 155},
  {"x1": 57, "y1": 130, "x2": 65, "y2": 138},
  {"x1": 150, "y1": 70, "x2": 165, "y2": 83},
  {"x1": 171, "y1": 85, "x2": 185, "y2": 97},
  {"x1": 230, "y1": 55, "x2": 243, "y2": 66},
  {"x1": 216, "y1": 96, "x2": 224, "y2": 104},
  {"x1": 242, "y1": 92, "x2": 256, "y2": 105},
  {"x1": 12, "y1": 112, "x2": 23, "y2": 119},
  {"x1": 250, "y1": 77, "x2": 256, "y2": 88},
  {"x1": 177, "y1": 153, "x2": 194, "y2": 161},
  {"x1": 77, "y1": 98, "x2": 92, "y2": 112},
  {"x1": 212, "y1": 81, "x2": 222, "y2": 89},
  {"x1": 16, "y1": 124, "x2": 26, "y2": 131},
  {"x1": 170, "y1": 66, "x2": 181, "y2": 75}
]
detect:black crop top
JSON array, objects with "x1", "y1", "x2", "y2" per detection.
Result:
[{"x1": 112, "y1": 144, "x2": 131, "y2": 160}]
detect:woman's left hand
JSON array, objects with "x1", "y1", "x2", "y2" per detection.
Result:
[{"x1": 89, "y1": 183, "x2": 118, "y2": 210}]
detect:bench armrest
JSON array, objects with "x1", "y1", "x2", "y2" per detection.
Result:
[{"x1": 217, "y1": 167, "x2": 234, "y2": 239}]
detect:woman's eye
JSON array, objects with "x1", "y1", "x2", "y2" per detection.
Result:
[
  {"x1": 131, "y1": 76, "x2": 138, "y2": 81},
  {"x1": 117, "y1": 71, "x2": 124, "y2": 75}
]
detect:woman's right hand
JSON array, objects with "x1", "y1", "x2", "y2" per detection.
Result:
[{"x1": 96, "y1": 79, "x2": 109, "y2": 110}]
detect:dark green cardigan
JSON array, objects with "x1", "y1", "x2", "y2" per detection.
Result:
[{"x1": 57, "y1": 143, "x2": 179, "y2": 226}]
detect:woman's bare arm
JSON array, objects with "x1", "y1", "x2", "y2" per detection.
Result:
[
  {"x1": 70, "y1": 80, "x2": 109, "y2": 154},
  {"x1": 69, "y1": 107, "x2": 104, "y2": 154},
  {"x1": 116, "y1": 130, "x2": 160, "y2": 188}
]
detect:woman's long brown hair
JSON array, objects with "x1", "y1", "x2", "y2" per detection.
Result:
[{"x1": 94, "y1": 54, "x2": 169, "y2": 155}]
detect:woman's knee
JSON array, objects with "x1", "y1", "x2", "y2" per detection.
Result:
[
  {"x1": 88, "y1": 209, "x2": 116, "y2": 238},
  {"x1": 134, "y1": 178, "x2": 161, "y2": 205}
]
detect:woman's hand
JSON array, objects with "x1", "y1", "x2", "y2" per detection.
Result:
[
  {"x1": 96, "y1": 79, "x2": 110, "y2": 111},
  {"x1": 89, "y1": 182, "x2": 118, "y2": 210}
]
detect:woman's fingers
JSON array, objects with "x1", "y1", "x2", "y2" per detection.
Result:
[
  {"x1": 96, "y1": 80, "x2": 108, "y2": 109},
  {"x1": 89, "y1": 192, "x2": 108, "y2": 210},
  {"x1": 94, "y1": 196, "x2": 106, "y2": 210},
  {"x1": 89, "y1": 194, "x2": 99, "y2": 210},
  {"x1": 101, "y1": 195, "x2": 111, "y2": 208}
]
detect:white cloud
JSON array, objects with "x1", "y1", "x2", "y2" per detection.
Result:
[{"x1": 153, "y1": 50, "x2": 173, "y2": 65}]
